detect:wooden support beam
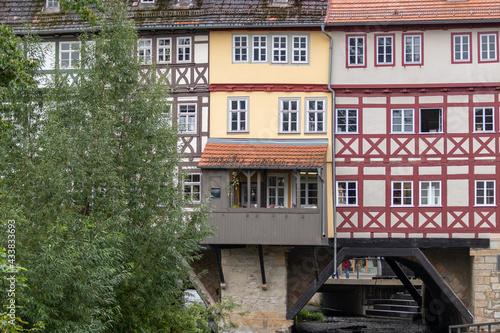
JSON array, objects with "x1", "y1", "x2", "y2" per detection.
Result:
[
  {"x1": 334, "y1": 238, "x2": 489, "y2": 249},
  {"x1": 258, "y1": 245, "x2": 267, "y2": 290},
  {"x1": 385, "y1": 257, "x2": 422, "y2": 307},
  {"x1": 214, "y1": 247, "x2": 225, "y2": 289},
  {"x1": 287, "y1": 248, "x2": 346, "y2": 320},
  {"x1": 257, "y1": 170, "x2": 261, "y2": 208},
  {"x1": 311, "y1": 247, "x2": 319, "y2": 281}
]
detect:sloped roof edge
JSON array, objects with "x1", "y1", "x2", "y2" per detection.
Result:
[{"x1": 206, "y1": 138, "x2": 329, "y2": 146}]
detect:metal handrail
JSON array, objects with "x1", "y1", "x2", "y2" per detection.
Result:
[{"x1": 449, "y1": 321, "x2": 500, "y2": 333}]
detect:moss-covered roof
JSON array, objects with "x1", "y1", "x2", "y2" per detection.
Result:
[{"x1": 1, "y1": 0, "x2": 328, "y2": 34}]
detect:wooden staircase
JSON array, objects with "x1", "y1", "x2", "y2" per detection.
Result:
[{"x1": 364, "y1": 290, "x2": 421, "y2": 320}]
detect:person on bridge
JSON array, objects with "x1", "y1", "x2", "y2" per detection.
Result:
[{"x1": 343, "y1": 260, "x2": 351, "y2": 279}]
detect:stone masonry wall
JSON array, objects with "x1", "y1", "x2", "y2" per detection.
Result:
[
  {"x1": 221, "y1": 246, "x2": 293, "y2": 333},
  {"x1": 422, "y1": 248, "x2": 472, "y2": 309},
  {"x1": 470, "y1": 236, "x2": 500, "y2": 324}
]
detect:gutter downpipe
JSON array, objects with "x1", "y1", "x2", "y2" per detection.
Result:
[
  {"x1": 317, "y1": 167, "x2": 325, "y2": 237},
  {"x1": 321, "y1": 22, "x2": 337, "y2": 269}
]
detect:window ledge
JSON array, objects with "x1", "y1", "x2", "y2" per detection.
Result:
[
  {"x1": 390, "y1": 132, "x2": 416, "y2": 135},
  {"x1": 221, "y1": 208, "x2": 320, "y2": 214},
  {"x1": 305, "y1": 132, "x2": 327, "y2": 135},
  {"x1": 474, "y1": 205, "x2": 496, "y2": 207},
  {"x1": 390, "y1": 205, "x2": 415, "y2": 208},
  {"x1": 419, "y1": 132, "x2": 444, "y2": 134}
]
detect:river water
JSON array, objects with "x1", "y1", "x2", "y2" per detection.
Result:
[
  {"x1": 295, "y1": 306, "x2": 433, "y2": 333},
  {"x1": 295, "y1": 316, "x2": 432, "y2": 333}
]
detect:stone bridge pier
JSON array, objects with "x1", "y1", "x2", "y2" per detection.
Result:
[
  {"x1": 191, "y1": 245, "x2": 334, "y2": 333},
  {"x1": 191, "y1": 241, "x2": 491, "y2": 332}
]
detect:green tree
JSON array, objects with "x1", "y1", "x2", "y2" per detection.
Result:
[
  {"x1": 1, "y1": 1, "x2": 219, "y2": 331},
  {"x1": 0, "y1": 25, "x2": 39, "y2": 104}
]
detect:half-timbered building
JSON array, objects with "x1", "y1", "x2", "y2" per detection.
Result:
[
  {"x1": 326, "y1": 0, "x2": 500, "y2": 324},
  {"x1": 2, "y1": 0, "x2": 211, "y2": 200},
  {"x1": 7, "y1": 0, "x2": 500, "y2": 331}
]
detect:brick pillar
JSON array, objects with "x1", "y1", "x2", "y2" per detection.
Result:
[
  {"x1": 220, "y1": 246, "x2": 293, "y2": 333},
  {"x1": 470, "y1": 237, "x2": 500, "y2": 324}
]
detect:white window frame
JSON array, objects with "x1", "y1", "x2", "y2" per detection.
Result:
[
  {"x1": 475, "y1": 180, "x2": 496, "y2": 206},
  {"x1": 267, "y1": 174, "x2": 288, "y2": 208},
  {"x1": 452, "y1": 34, "x2": 470, "y2": 62},
  {"x1": 228, "y1": 97, "x2": 248, "y2": 133},
  {"x1": 272, "y1": 36, "x2": 288, "y2": 63},
  {"x1": 403, "y1": 34, "x2": 422, "y2": 65},
  {"x1": 279, "y1": 98, "x2": 300, "y2": 133},
  {"x1": 59, "y1": 41, "x2": 80, "y2": 69},
  {"x1": 474, "y1": 107, "x2": 495, "y2": 132},
  {"x1": 305, "y1": 98, "x2": 326, "y2": 133},
  {"x1": 347, "y1": 35, "x2": 365, "y2": 67},
  {"x1": 141, "y1": 0, "x2": 155, "y2": 3},
  {"x1": 138, "y1": 39, "x2": 152, "y2": 64},
  {"x1": 233, "y1": 35, "x2": 249, "y2": 63},
  {"x1": 157, "y1": 38, "x2": 171, "y2": 64},
  {"x1": 46, "y1": 0, "x2": 59, "y2": 8},
  {"x1": 392, "y1": 181, "x2": 413, "y2": 206},
  {"x1": 300, "y1": 171, "x2": 318, "y2": 207},
  {"x1": 292, "y1": 36, "x2": 308, "y2": 64},
  {"x1": 420, "y1": 108, "x2": 443, "y2": 133},
  {"x1": 420, "y1": 181, "x2": 441, "y2": 206},
  {"x1": 336, "y1": 181, "x2": 357, "y2": 206},
  {"x1": 391, "y1": 109, "x2": 414, "y2": 133},
  {"x1": 479, "y1": 33, "x2": 498, "y2": 62},
  {"x1": 184, "y1": 173, "x2": 201, "y2": 202},
  {"x1": 376, "y1": 35, "x2": 393, "y2": 65},
  {"x1": 178, "y1": 104, "x2": 197, "y2": 133},
  {"x1": 336, "y1": 109, "x2": 358, "y2": 134},
  {"x1": 252, "y1": 35, "x2": 267, "y2": 62},
  {"x1": 177, "y1": 37, "x2": 191, "y2": 63}
]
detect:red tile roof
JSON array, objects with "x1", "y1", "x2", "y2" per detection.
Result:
[
  {"x1": 199, "y1": 141, "x2": 328, "y2": 169},
  {"x1": 327, "y1": 0, "x2": 500, "y2": 24}
]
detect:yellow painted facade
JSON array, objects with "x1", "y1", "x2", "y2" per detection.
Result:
[
  {"x1": 210, "y1": 91, "x2": 332, "y2": 143},
  {"x1": 209, "y1": 29, "x2": 335, "y2": 238},
  {"x1": 209, "y1": 30, "x2": 331, "y2": 84}
]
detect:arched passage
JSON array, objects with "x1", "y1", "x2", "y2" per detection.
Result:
[{"x1": 286, "y1": 247, "x2": 473, "y2": 331}]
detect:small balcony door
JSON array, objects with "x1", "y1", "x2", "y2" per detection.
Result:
[{"x1": 267, "y1": 174, "x2": 288, "y2": 208}]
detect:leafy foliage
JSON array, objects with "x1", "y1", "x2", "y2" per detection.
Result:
[
  {"x1": 297, "y1": 308, "x2": 325, "y2": 323},
  {"x1": 0, "y1": 248, "x2": 45, "y2": 332},
  {"x1": 0, "y1": 1, "x2": 222, "y2": 332},
  {"x1": 0, "y1": 25, "x2": 39, "y2": 103}
]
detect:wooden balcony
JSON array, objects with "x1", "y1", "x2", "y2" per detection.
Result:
[{"x1": 202, "y1": 207, "x2": 326, "y2": 245}]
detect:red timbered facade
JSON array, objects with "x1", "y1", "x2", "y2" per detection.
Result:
[
  {"x1": 335, "y1": 91, "x2": 500, "y2": 240},
  {"x1": 334, "y1": 87, "x2": 500, "y2": 239},
  {"x1": 327, "y1": 0, "x2": 500, "y2": 242}
]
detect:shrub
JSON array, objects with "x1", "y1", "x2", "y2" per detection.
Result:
[{"x1": 297, "y1": 308, "x2": 325, "y2": 322}]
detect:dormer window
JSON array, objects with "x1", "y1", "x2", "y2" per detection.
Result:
[
  {"x1": 141, "y1": 0, "x2": 155, "y2": 3},
  {"x1": 46, "y1": 0, "x2": 60, "y2": 9}
]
